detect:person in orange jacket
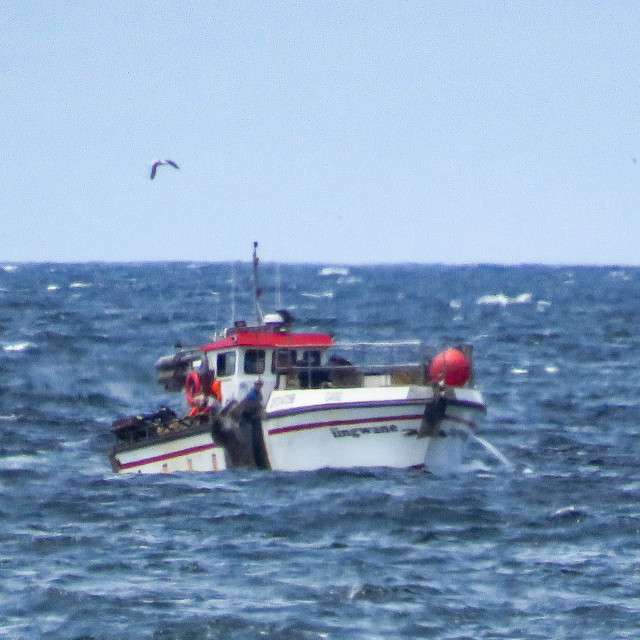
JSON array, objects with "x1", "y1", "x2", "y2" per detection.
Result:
[{"x1": 210, "y1": 378, "x2": 222, "y2": 404}]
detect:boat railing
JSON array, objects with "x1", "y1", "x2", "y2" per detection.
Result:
[
  {"x1": 333, "y1": 340, "x2": 425, "y2": 366},
  {"x1": 274, "y1": 340, "x2": 474, "y2": 390},
  {"x1": 276, "y1": 362, "x2": 427, "y2": 390},
  {"x1": 111, "y1": 412, "x2": 210, "y2": 447}
]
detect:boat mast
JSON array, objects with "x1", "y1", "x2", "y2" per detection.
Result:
[
  {"x1": 252, "y1": 241, "x2": 264, "y2": 325},
  {"x1": 275, "y1": 262, "x2": 282, "y2": 309},
  {"x1": 230, "y1": 261, "x2": 236, "y2": 325}
]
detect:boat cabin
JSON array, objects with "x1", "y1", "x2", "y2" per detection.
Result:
[{"x1": 198, "y1": 313, "x2": 334, "y2": 404}]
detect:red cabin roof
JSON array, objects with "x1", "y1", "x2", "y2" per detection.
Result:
[{"x1": 200, "y1": 328, "x2": 333, "y2": 352}]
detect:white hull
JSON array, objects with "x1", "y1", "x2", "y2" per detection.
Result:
[
  {"x1": 110, "y1": 386, "x2": 485, "y2": 475},
  {"x1": 263, "y1": 385, "x2": 485, "y2": 473},
  {"x1": 110, "y1": 426, "x2": 227, "y2": 474}
]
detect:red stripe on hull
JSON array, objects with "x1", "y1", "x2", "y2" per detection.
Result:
[{"x1": 119, "y1": 443, "x2": 218, "y2": 470}]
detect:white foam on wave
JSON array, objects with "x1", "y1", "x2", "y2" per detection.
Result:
[
  {"x1": 69, "y1": 282, "x2": 92, "y2": 289},
  {"x1": 609, "y1": 269, "x2": 631, "y2": 281},
  {"x1": 2, "y1": 265, "x2": 17, "y2": 272},
  {"x1": 3, "y1": 342, "x2": 36, "y2": 352},
  {"x1": 477, "y1": 292, "x2": 533, "y2": 306},
  {"x1": 0, "y1": 455, "x2": 40, "y2": 471},
  {"x1": 301, "y1": 291, "x2": 334, "y2": 299},
  {"x1": 46, "y1": 284, "x2": 60, "y2": 291},
  {"x1": 477, "y1": 293, "x2": 508, "y2": 306},
  {"x1": 319, "y1": 267, "x2": 349, "y2": 277},
  {"x1": 511, "y1": 367, "x2": 528, "y2": 375}
]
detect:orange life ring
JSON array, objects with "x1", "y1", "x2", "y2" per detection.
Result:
[{"x1": 185, "y1": 371, "x2": 201, "y2": 405}]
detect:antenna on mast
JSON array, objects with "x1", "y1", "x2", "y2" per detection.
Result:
[
  {"x1": 276, "y1": 262, "x2": 283, "y2": 309},
  {"x1": 252, "y1": 241, "x2": 264, "y2": 325},
  {"x1": 230, "y1": 261, "x2": 236, "y2": 325}
]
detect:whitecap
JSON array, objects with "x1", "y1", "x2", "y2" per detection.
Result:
[
  {"x1": 69, "y1": 282, "x2": 92, "y2": 289},
  {"x1": 477, "y1": 293, "x2": 509, "y2": 306},
  {"x1": 511, "y1": 367, "x2": 528, "y2": 375},
  {"x1": 319, "y1": 267, "x2": 349, "y2": 277},
  {"x1": 46, "y1": 284, "x2": 60, "y2": 291},
  {"x1": 552, "y1": 505, "x2": 584, "y2": 519},
  {"x1": 3, "y1": 342, "x2": 36, "y2": 352},
  {"x1": 449, "y1": 299, "x2": 462, "y2": 309},
  {"x1": 537, "y1": 300, "x2": 551, "y2": 311},
  {"x1": 476, "y1": 292, "x2": 533, "y2": 306},
  {"x1": 545, "y1": 365, "x2": 559, "y2": 374},
  {"x1": 301, "y1": 291, "x2": 334, "y2": 299},
  {"x1": 0, "y1": 455, "x2": 41, "y2": 471},
  {"x1": 609, "y1": 270, "x2": 630, "y2": 281},
  {"x1": 2, "y1": 265, "x2": 17, "y2": 272}
]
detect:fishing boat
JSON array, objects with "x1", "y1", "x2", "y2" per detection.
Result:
[{"x1": 108, "y1": 244, "x2": 487, "y2": 474}]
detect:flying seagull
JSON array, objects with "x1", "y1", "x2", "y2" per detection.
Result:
[{"x1": 150, "y1": 159, "x2": 180, "y2": 180}]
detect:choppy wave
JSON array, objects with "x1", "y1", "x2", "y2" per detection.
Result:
[{"x1": 1, "y1": 263, "x2": 640, "y2": 639}]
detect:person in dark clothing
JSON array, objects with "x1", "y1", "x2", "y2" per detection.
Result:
[
  {"x1": 242, "y1": 378, "x2": 263, "y2": 408},
  {"x1": 209, "y1": 379, "x2": 268, "y2": 468},
  {"x1": 209, "y1": 413, "x2": 257, "y2": 467}
]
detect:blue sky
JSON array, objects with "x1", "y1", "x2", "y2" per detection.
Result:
[{"x1": 3, "y1": 1, "x2": 640, "y2": 264}]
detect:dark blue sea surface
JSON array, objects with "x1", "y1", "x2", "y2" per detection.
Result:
[{"x1": 1, "y1": 262, "x2": 639, "y2": 639}]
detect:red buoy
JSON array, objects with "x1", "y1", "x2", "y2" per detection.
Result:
[{"x1": 428, "y1": 348, "x2": 471, "y2": 386}]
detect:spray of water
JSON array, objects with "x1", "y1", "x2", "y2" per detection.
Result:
[
  {"x1": 469, "y1": 434, "x2": 514, "y2": 471},
  {"x1": 425, "y1": 424, "x2": 514, "y2": 475}
]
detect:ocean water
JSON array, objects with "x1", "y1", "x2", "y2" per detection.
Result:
[{"x1": 1, "y1": 261, "x2": 640, "y2": 639}]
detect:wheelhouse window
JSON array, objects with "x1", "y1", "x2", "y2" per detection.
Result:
[
  {"x1": 297, "y1": 350, "x2": 324, "y2": 389},
  {"x1": 272, "y1": 349, "x2": 297, "y2": 373},
  {"x1": 299, "y1": 350, "x2": 321, "y2": 367},
  {"x1": 244, "y1": 349, "x2": 266, "y2": 374},
  {"x1": 216, "y1": 351, "x2": 236, "y2": 377}
]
